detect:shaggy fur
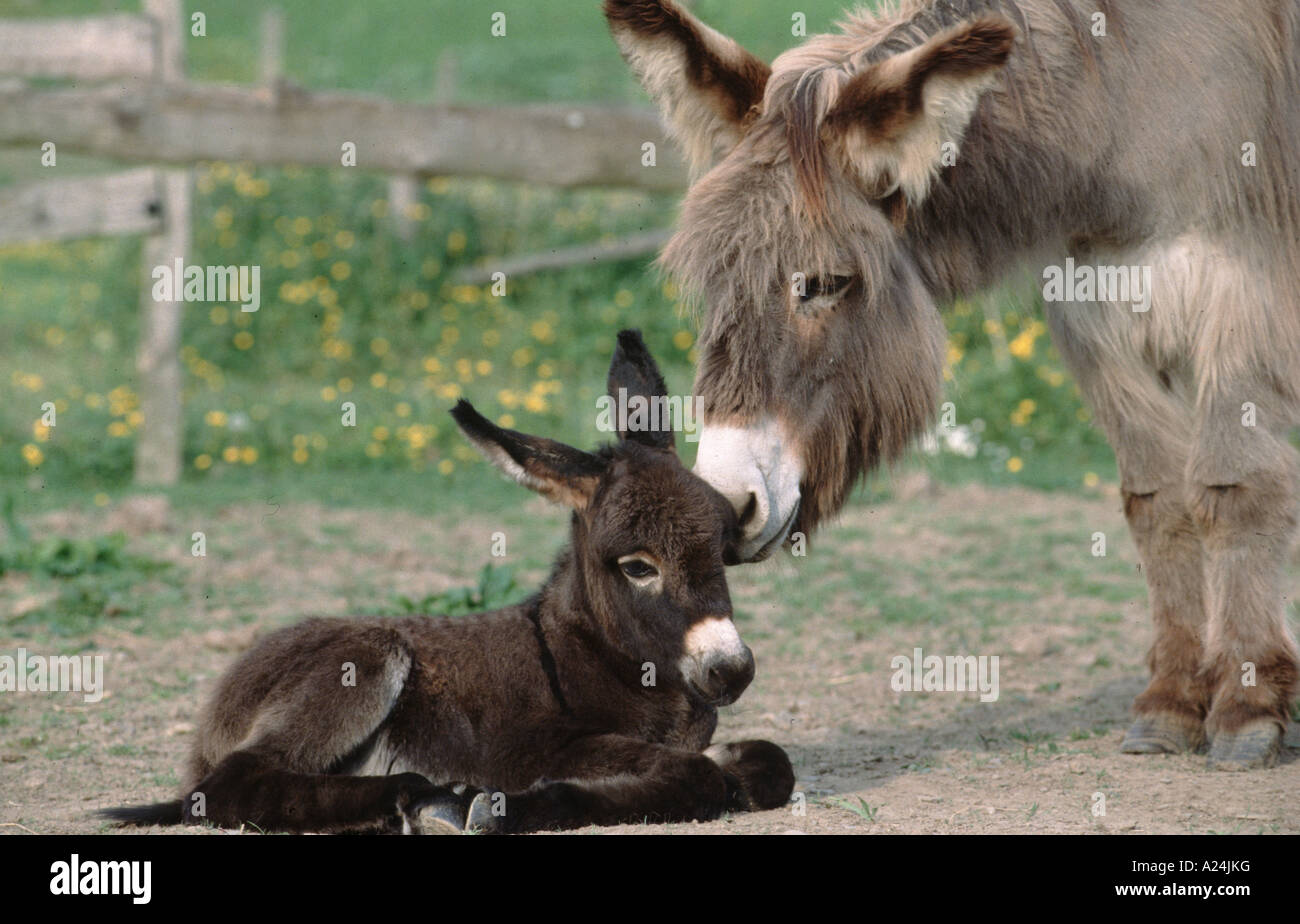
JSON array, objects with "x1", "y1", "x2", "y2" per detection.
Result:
[{"x1": 607, "y1": 0, "x2": 1300, "y2": 768}]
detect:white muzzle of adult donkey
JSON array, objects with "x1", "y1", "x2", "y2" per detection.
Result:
[{"x1": 694, "y1": 416, "x2": 803, "y2": 562}]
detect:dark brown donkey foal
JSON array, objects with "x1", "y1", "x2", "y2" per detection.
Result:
[{"x1": 103, "y1": 331, "x2": 794, "y2": 833}]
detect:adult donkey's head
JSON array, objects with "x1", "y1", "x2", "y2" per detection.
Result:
[{"x1": 604, "y1": 0, "x2": 1016, "y2": 560}]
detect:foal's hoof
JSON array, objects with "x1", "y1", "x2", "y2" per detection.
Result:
[
  {"x1": 465, "y1": 791, "x2": 505, "y2": 834},
  {"x1": 1120, "y1": 714, "x2": 1201, "y2": 754},
  {"x1": 409, "y1": 797, "x2": 466, "y2": 835},
  {"x1": 1206, "y1": 720, "x2": 1281, "y2": 771}
]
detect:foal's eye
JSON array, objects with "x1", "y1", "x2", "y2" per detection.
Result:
[
  {"x1": 620, "y1": 560, "x2": 657, "y2": 579},
  {"x1": 799, "y1": 275, "x2": 854, "y2": 303},
  {"x1": 617, "y1": 556, "x2": 659, "y2": 581}
]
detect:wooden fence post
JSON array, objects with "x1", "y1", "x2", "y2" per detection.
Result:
[
  {"x1": 388, "y1": 53, "x2": 457, "y2": 240},
  {"x1": 134, "y1": 0, "x2": 189, "y2": 486},
  {"x1": 259, "y1": 7, "x2": 284, "y2": 87}
]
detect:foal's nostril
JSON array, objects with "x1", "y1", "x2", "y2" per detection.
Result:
[
  {"x1": 708, "y1": 664, "x2": 727, "y2": 689},
  {"x1": 701, "y1": 647, "x2": 755, "y2": 704}
]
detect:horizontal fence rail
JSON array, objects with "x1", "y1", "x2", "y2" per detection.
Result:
[
  {"x1": 0, "y1": 14, "x2": 156, "y2": 81},
  {"x1": 0, "y1": 168, "x2": 164, "y2": 245},
  {"x1": 0, "y1": 83, "x2": 690, "y2": 190}
]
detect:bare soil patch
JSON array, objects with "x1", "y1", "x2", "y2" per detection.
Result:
[{"x1": 2, "y1": 483, "x2": 1296, "y2": 835}]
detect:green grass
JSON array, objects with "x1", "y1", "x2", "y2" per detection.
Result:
[
  {"x1": 826, "y1": 796, "x2": 880, "y2": 822},
  {"x1": 362, "y1": 562, "x2": 525, "y2": 617}
]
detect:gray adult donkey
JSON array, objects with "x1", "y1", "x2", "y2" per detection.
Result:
[{"x1": 604, "y1": 0, "x2": 1300, "y2": 769}]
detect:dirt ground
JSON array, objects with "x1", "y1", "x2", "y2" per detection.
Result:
[{"x1": 2, "y1": 481, "x2": 1298, "y2": 835}]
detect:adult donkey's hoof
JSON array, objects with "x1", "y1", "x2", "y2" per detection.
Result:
[
  {"x1": 1206, "y1": 720, "x2": 1281, "y2": 771},
  {"x1": 1120, "y1": 713, "x2": 1202, "y2": 754}
]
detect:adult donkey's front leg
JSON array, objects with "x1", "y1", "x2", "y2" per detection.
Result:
[
  {"x1": 1117, "y1": 481, "x2": 1211, "y2": 754},
  {"x1": 1049, "y1": 309, "x2": 1211, "y2": 755},
  {"x1": 465, "y1": 735, "x2": 793, "y2": 833},
  {"x1": 1187, "y1": 393, "x2": 1300, "y2": 769}
]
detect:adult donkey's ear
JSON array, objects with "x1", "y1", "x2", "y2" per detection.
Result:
[
  {"x1": 451, "y1": 401, "x2": 606, "y2": 510},
  {"x1": 607, "y1": 329, "x2": 675, "y2": 453},
  {"x1": 604, "y1": 0, "x2": 770, "y2": 176},
  {"x1": 821, "y1": 16, "x2": 1016, "y2": 208}
]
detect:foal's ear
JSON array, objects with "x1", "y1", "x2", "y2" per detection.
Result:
[
  {"x1": 607, "y1": 329, "x2": 675, "y2": 453},
  {"x1": 604, "y1": 0, "x2": 770, "y2": 176},
  {"x1": 450, "y1": 401, "x2": 606, "y2": 510},
  {"x1": 823, "y1": 16, "x2": 1016, "y2": 205}
]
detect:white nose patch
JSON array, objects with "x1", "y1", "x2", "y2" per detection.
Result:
[
  {"x1": 680, "y1": 616, "x2": 747, "y2": 663},
  {"x1": 693, "y1": 417, "x2": 803, "y2": 559}
]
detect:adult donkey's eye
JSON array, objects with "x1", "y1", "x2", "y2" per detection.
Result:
[
  {"x1": 799, "y1": 275, "x2": 854, "y2": 303},
  {"x1": 618, "y1": 555, "x2": 659, "y2": 581}
]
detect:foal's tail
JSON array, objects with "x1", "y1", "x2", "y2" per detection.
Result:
[{"x1": 99, "y1": 800, "x2": 185, "y2": 827}]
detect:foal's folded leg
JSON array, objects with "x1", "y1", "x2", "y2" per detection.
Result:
[
  {"x1": 705, "y1": 740, "x2": 795, "y2": 811},
  {"x1": 187, "y1": 749, "x2": 460, "y2": 833},
  {"x1": 183, "y1": 624, "x2": 475, "y2": 833},
  {"x1": 465, "y1": 736, "x2": 731, "y2": 833}
]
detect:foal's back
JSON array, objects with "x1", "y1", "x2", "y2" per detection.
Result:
[{"x1": 185, "y1": 607, "x2": 552, "y2": 791}]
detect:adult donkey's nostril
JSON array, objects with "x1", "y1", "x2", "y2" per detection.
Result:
[
  {"x1": 738, "y1": 490, "x2": 773, "y2": 546},
  {"x1": 693, "y1": 418, "x2": 804, "y2": 562},
  {"x1": 736, "y1": 492, "x2": 758, "y2": 529},
  {"x1": 719, "y1": 490, "x2": 759, "y2": 529}
]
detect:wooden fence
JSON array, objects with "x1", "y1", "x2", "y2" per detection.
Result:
[{"x1": 0, "y1": 2, "x2": 686, "y2": 485}]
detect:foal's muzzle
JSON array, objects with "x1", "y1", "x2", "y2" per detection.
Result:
[
  {"x1": 679, "y1": 616, "x2": 756, "y2": 706},
  {"x1": 690, "y1": 646, "x2": 756, "y2": 706}
]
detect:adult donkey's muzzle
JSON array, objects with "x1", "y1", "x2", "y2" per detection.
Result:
[{"x1": 694, "y1": 417, "x2": 803, "y2": 562}]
